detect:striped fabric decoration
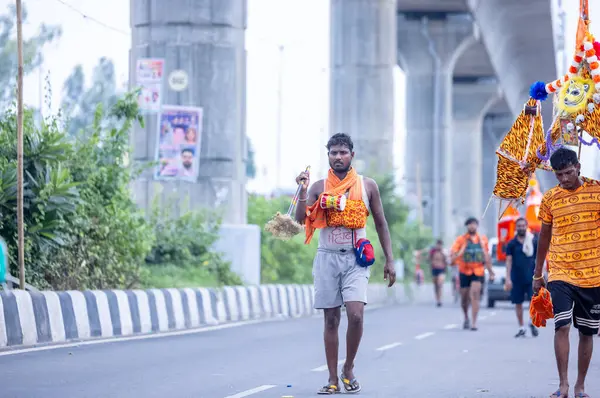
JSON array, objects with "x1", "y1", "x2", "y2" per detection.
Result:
[{"x1": 0, "y1": 283, "x2": 429, "y2": 348}]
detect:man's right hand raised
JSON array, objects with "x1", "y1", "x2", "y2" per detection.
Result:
[{"x1": 296, "y1": 170, "x2": 310, "y2": 192}]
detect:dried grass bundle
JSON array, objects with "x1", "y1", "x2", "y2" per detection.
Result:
[{"x1": 264, "y1": 212, "x2": 303, "y2": 240}]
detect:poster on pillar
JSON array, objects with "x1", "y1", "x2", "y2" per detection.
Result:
[
  {"x1": 135, "y1": 58, "x2": 165, "y2": 113},
  {"x1": 154, "y1": 105, "x2": 203, "y2": 182}
]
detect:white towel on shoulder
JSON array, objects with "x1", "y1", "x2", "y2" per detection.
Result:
[{"x1": 522, "y1": 232, "x2": 534, "y2": 257}]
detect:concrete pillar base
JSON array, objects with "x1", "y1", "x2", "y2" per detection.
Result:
[{"x1": 130, "y1": 0, "x2": 257, "y2": 284}]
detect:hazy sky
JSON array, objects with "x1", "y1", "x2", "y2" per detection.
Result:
[
  {"x1": 13, "y1": 0, "x2": 405, "y2": 195},
  {"x1": 8, "y1": 0, "x2": 597, "y2": 194}
]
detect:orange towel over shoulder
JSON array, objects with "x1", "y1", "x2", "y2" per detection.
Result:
[
  {"x1": 304, "y1": 168, "x2": 362, "y2": 244},
  {"x1": 530, "y1": 286, "x2": 554, "y2": 328}
]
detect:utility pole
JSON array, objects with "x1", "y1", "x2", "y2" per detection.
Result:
[
  {"x1": 275, "y1": 45, "x2": 284, "y2": 191},
  {"x1": 15, "y1": 0, "x2": 25, "y2": 290},
  {"x1": 416, "y1": 162, "x2": 423, "y2": 225}
]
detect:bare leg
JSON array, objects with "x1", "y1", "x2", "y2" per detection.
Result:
[
  {"x1": 342, "y1": 301, "x2": 364, "y2": 381},
  {"x1": 554, "y1": 325, "x2": 570, "y2": 396},
  {"x1": 323, "y1": 308, "x2": 341, "y2": 385},
  {"x1": 574, "y1": 331, "x2": 593, "y2": 396},
  {"x1": 460, "y1": 287, "x2": 470, "y2": 326},
  {"x1": 436, "y1": 274, "x2": 446, "y2": 305},
  {"x1": 515, "y1": 303, "x2": 524, "y2": 327},
  {"x1": 470, "y1": 281, "x2": 482, "y2": 329}
]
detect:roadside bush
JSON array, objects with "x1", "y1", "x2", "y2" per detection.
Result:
[
  {"x1": 247, "y1": 194, "x2": 317, "y2": 284},
  {"x1": 0, "y1": 92, "x2": 238, "y2": 290},
  {"x1": 145, "y1": 202, "x2": 242, "y2": 286}
]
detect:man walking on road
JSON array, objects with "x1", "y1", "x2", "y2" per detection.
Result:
[
  {"x1": 294, "y1": 133, "x2": 396, "y2": 395},
  {"x1": 533, "y1": 147, "x2": 600, "y2": 398},
  {"x1": 429, "y1": 239, "x2": 448, "y2": 307},
  {"x1": 451, "y1": 217, "x2": 495, "y2": 331},
  {"x1": 504, "y1": 217, "x2": 539, "y2": 338}
]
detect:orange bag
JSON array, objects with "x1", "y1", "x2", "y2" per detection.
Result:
[{"x1": 530, "y1": 286, "x2": 554, "y2": 328}]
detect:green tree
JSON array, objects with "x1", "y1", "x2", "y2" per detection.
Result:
[
  {"x1": 61, "y1": 57, "x2": 120, "y2": 137},
  {"x1": 0, "y1": 3, "x2": 61, "y2": 104},
  {"x1": 370, "y1": 174, "x2": 433, "y2": 281},
  {"x1": 0, "y1": 93, "x2": 154, "y2": 289}
]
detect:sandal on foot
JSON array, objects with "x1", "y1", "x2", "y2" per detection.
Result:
[
  {"x1": 574, "y1": 393, "x2": 590, "y2": 397},
  {"x1": 550, "y1": 390, "x2": 568, "y2": 398},
  {"x1": 317, "y1": 384, "x2": 340, "y2": 395},
  {"x1": 340, "y1": 374, "x2": 361, "y2": 394}
]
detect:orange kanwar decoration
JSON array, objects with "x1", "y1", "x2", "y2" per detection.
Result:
[
  {"x1": 524, "y1": 177, "x2": 543, "y2": 233},
  {"x1": 484, "y1": 0, "x2": 600, "y2": 224},
  {"x1": 496, "y1": 204, "x2": 520, "y2": 262}
]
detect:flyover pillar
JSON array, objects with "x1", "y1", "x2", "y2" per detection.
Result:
[
  {"x1": 481, "y1": 113, "x2": 513, "y2": 238},
  {"x1": 330, "y1": 0, "x2": 397, "y2": 174},
  {"x1": 397, "y1": 13, "x2": 476, "y2": 242},
  {"x1": 130, "y1": 0, "x2": 261, "y2": 285},
  {"x1": 451, "y1": 82, "x2": 501, "y2": 235}
]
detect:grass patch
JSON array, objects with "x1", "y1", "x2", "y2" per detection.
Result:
[{"x1": 141, "y1": 264, "x2": 222, "y2": 289}]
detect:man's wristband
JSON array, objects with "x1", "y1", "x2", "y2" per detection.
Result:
[{"x1": 532, "y1": 274, "x2": 544, "y2": 281}]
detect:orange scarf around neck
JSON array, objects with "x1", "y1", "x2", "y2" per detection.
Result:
[{"x1": 304, "y1": 167, "x2": 362, "y2": 244}]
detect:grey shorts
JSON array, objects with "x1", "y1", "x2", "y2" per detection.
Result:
[{"x1": 312, "y1": 248, "x2": 370, "y2": 309}]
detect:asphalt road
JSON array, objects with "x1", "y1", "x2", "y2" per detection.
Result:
[{"x1": 1, "y1": 290, "x2": 600, "y2": 398}]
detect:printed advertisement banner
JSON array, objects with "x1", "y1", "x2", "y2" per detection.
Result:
[
  {"x1": 155, "y1": 105, "x2": 203, "y2": 182},
  {"x1": 136, "y1": 58, "x2": 165, "y2": 113}
]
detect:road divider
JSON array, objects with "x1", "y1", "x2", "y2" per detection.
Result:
[{"x1": 0, "y1": 282, "x2": 451, "y2": 349}]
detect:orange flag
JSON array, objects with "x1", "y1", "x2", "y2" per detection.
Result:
[{"x1": 576, "y1": 0, "x2": 590, "y2": 50}]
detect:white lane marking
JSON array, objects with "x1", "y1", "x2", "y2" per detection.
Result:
[
  {"x1": 443, "y1": 324, "x2": 458, "y2": 330},
  {"x1": 415, "y1": 332, "x2": 435, "y2": 340},
  {"x1": 0, "y1": 318, "x2": 282, "y2": 357},
  {"x1": 490, "y1": 312, "x2": 497, "y2": 316},
  {"x1": 311, "y1": 359, "x2": 345, "y2": 372},
  {"x1": 376, "y1": 342, "x2": 403, "y2": 351},
  {"x1": 480, "y1": 316, "x2": 488, "y2": 321},
  {"x1": 224, "y1": 385, "x2": 277, "y2": 398}
]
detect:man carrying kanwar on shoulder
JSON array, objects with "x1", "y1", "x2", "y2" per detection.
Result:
[
  {"x1": 450, "y1": 217, "x2": 495, "y2": 331},
  {"x1": 294, "y1": 133, "x2": 396, "y2": 395},
  {"x1": 533, "y1": 147, "x2": 600, "y2": 398}
]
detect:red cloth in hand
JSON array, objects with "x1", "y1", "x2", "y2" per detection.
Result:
[{"x1": 530, "y1": 286, "x2": 554, "y2": 328}]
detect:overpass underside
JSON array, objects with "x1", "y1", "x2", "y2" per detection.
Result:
[{"x1": 330, "y1": 0, "x2": 557, "y2": 241}]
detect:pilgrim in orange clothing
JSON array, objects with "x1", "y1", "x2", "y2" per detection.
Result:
[
  {"x1": 304, "y1": 167, "x2": 368, "y2": 244},
  {"x1": 450, "y1": 217, "x2": 494, "y2": 332},
  {"x1": 292, "y1": 133, "x2": 396, "y2": 395},
  {"x1": 538, "y1": 176, "x2": 600, "y2": 288},
  {"x1": 533, "y1": 147, "x2": 600, "y2": 398},
  {"x1": 451, "y1": 234, "x2": 490, "y2": 278}
]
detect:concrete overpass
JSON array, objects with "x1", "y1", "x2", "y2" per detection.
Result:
[
  {"x1": 329, "y1": 0, "x2": 558, "y2": 240},
  {"x1": 129, "y1": 0, "x2": 558, "y2": 283}
]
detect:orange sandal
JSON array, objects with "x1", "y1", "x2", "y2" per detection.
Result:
[{"x1": 317, "y1": 384, "x2": 340, "y2": 395}]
